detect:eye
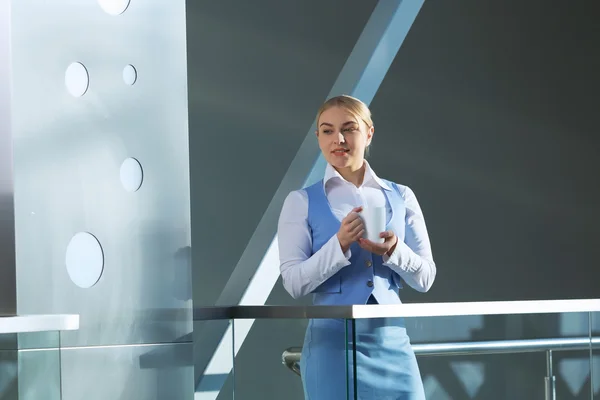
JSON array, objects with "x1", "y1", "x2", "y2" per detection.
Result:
[
  {"x1": 322, "y1": 129, "x2": 333, "y2": 134},
  {"x1": 343, "y1": 127, "x2": 357, "y2": 133}
]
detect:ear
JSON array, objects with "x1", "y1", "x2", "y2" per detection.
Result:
[
  {"x1": 315, "y1": 130, "x2": 319, "y2": 138},
  {"x1": 366, "y1": 125, "x2": 374, "y2": 146}
]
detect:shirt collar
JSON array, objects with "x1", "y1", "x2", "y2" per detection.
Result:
[{"x1": 323, "y1": 161, "x2": 392, "y2": 191}]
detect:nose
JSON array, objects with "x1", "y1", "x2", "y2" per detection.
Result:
[{"x1": 334, "y1": 131, "x2": 346, "y2": 144}]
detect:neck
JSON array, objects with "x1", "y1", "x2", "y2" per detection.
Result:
[{"x1": 334, "y1": 161, "x2": 366, "y2": 187}]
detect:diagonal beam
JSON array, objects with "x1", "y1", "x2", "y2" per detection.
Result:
[
  {"x1": 217, "y1": 0, "x2": 425, "y2": 308},
  {"x1": 195, "y1": 0, "x2": 425, "y2": 395}
]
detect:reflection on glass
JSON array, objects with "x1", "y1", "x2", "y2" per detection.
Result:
[{"x1": 345, "y1": 312, "x2": 595, "y2": 400}]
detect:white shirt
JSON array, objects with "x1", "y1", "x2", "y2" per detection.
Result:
[{"x1": 278, "y1": 161, "x2": 437, "y2": 299}]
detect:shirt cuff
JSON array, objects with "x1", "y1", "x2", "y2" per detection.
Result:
[
  {"x1": 332, "y1": 234, "x2": 352, "y2": 262},
  {"x1": 341, "y1": 245, "x2": 352, "y2": 260},
  {"x1": 383, "y1": 241, "x2": 408, "y2": 271},
  {"x1": 306, "y1": 234, "x2": 352, "y2": 284}
]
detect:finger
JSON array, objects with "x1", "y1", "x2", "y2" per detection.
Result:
[
  {"x1": 357, "y1": 238, "x2": 371, "y2": 251},
  {"x1": 352, "y1": 229, "x2": 365, "y2": 241},
  {"x1": 345, "y1": 211, "x2": 362, "y2": 224},
  {"x1": 346, "y1": 217, "x2": 364, "y2": 232},
  {"x1": 344, "y1": 207, "x2": 363, "y2": 223},
  {"x1": 359, "y1": 237, "x2": 387, "y2": 252},
  {"x1": 358, "y1": 237, "x2": 375, "y2": 248},
  {"x1": 349, "y1": 222, "x2": 366, "y2": 238},
  {"x1": 358, "y1": 239, "x2": 382, "y2": 254},
  {"x1": 380, "y1": 231, "x2": 396, "y2": 245}
]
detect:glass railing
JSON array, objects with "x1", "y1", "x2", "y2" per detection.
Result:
[
  {"x1": 593, "y1": 311, "x2": 599, "y2": 399},
  {"x1": 194, "y1": 299, "x2": 600, "y2": 400},
  {"x1": 0, "y1": 314, "x2": 79, "y2": 400}
]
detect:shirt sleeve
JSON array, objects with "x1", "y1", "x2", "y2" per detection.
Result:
[
  {"x1": 382, "y1": 186, "x2": 437, "y2": 292},
  {"x1": 278, "y1": 190, "x2": 351, "y2": 299}
]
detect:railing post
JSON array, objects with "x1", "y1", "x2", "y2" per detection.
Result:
[{"x1": 545, "y1": 350, "x2": 556, "y2": 400}]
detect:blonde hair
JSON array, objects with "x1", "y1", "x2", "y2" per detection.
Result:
[{"x1": 316, "y1": 95, "x2": 373, "y2": 128}]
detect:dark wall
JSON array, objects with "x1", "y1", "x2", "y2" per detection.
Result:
[
  {"x1": 187, "y1": 1, "x2": 600, "y2": 399},
  {"x1": 369, "y1": 0, "x2": 600, "y2": 303},
  {"x1": 187, "y1": 0, "x2": 377, "y2": 307},
  {"x1": 186, "y1": 1, "x2": 378, "y2": 398}
]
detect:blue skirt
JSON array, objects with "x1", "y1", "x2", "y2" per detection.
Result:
[{"x1": 300, "y1": 316, "x2": 425, "y2": 400}]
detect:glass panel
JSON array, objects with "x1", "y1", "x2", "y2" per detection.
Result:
[
  {"x1": 0, "y1": 342, "x2": 18, "y2": 399},
  {"x1": 348, "y1": 312, "x2": 594, "y2": 400},
  {"x1": 194, "y1": 319, "x2": 234, "y2": 400},
  {"x1": 0, "y1": 331, "x2": 61, "y2": 400},
  {"x1": 18, "y1": 345, "x2": 61, "y2": 400},
  {"x1": 18, "y1": 331, "x2": 60, "y2": 350},
  {"x1": 231, "y1": 317, "x2": 350, "y2": 400},
  {"x1": 347, "y1": 315, "x2": 424, "y2": 400},
  {"x1": 550, "y1": 311, "x2": 592, "y2": 400},
  {"x1": 0, "y1": 332, "x2": 16, "y2": 351},
  {"x1": 345, "y1": 318, "x2": 357, "y2": 400}
]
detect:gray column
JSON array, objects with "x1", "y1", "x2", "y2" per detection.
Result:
[
  {"x1": 0, "y1": 0, "x2": 16, "y2": 317},
  {"x1": 5, "y1": 0, "x2": 193, "y2": 399}
]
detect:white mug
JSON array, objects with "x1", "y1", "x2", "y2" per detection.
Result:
[{"x1": 361, "y1": 206, "x2": 386, "y2": 244}]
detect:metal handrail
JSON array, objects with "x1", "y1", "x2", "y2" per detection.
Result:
[
  {"x1": 412, "y1": 336, "x2": 600, "y2": 356},
  {"x1": 282, "y1": 336, "x2": 599, "y2": 400},
  {"x1": 282, "y1": 347, "x2": 303, "y2": 376},
  {"x1": 0, "y1": 314, "x2": 80, "y2": 334},
  {"x1": 194, "y1": 299, "x2": 600, "y2": 320}
]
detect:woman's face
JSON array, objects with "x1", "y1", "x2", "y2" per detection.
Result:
[{"x1": 316, "y1": 106, "x2": 373, "y2": 171}]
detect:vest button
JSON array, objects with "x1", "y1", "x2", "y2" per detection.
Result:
[
  {"x1": 365, "y1": 260, "x2": 372, "y2": 267},
  {"x1": 367, "y1": 280, "x2": 373, "y2": 287}
]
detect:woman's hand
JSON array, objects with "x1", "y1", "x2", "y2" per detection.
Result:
[
  {"x1": 336, "y1": 207, "x2": 365, "y2": 253},
  {"x1": 358, "y1": 230, "x2": 398, "y2": 257}
]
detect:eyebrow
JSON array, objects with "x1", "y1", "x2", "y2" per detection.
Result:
[{"x1": 318, "y1": 121, "x2": 358, "y2": 127}]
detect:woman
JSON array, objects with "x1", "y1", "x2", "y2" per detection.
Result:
[{"x1": 278, "y1": 95, "x2": 436, "y2": 399}]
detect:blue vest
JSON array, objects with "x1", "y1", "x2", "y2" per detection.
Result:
[{"x1": 305, "y1": 179, "x2": 406, "y2": 306}]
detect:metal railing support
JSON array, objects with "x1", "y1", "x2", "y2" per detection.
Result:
[{"x1": 545, "y1": 350, "x2": 556, "y2": 400}]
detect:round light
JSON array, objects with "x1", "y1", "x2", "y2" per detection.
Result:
[
  {"x1": 98, "y1": 0, "x2": 130, "y2": 15},
  {"x1": 65, "y1": 232, "x2": 104, "y2": 289},
  {"x1": 123, "y1": 64, "x2": 137, "y2": 85},
  {"x1": 65, "y1": 62, "x2": 89, "y2": 97},
  {"x1": 120, "y1": 157, "x2": 143, "y2": 192}
]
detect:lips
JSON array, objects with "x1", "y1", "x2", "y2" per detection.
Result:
[{"x1": 331, "y1": 148, "x2": 349, "y2": 155}]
